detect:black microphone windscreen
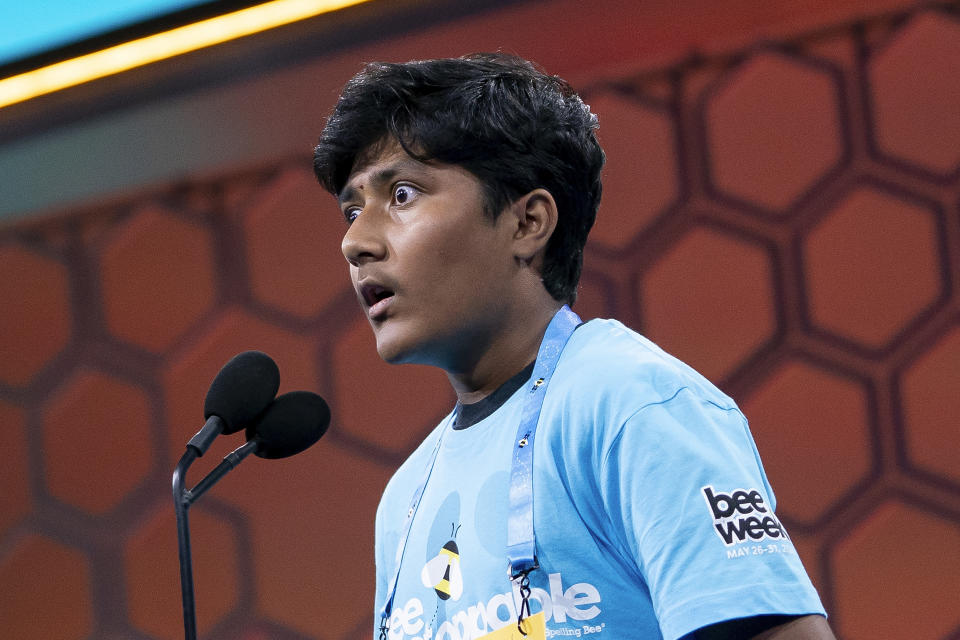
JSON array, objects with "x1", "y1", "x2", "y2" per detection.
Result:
[
  {"x1": 204, "y1": 351, "x2": 281, "y2": 434},
  {"x1": 247, "y1": 391, "x2": 330, "y2": 459}
]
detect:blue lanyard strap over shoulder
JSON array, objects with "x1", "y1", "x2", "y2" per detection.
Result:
[
  {"x1": 379, "y1": 305, "x2": 582, "y2": 637},
  {"x1": 506, "y1": 305, "x2": 581, "y2": 578}
]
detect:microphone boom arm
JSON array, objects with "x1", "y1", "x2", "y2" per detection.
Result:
[{"x1": 184, "y1": 440, "x2": 259, "y2": 507}]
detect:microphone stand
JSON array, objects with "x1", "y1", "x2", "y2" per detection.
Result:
[
  {"x1": 172, "y1": 448, "x2": 200, "y2": 640},
  {"x1": 172, "y1": 421, "x2": 258, "y2": 640}
]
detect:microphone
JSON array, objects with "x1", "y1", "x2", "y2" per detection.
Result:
[
  {"x1": 187, "y1": 351, "x2": 280, "y2": 456},
  {"x1": 248, "y1": 390, "x2": 331, "y2": 459},
  {"x1": 173, "y1": 387, "x2": 330, "y2": 640},
  {"x1": 184, "y1": 391, "x2": 331, "y2": 505},
  {"x1": 173, "y1": 350, "x2": 281, "y2": 640}
]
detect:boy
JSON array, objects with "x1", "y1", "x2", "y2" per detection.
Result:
[{"x1": 314, "y1": 53, "x2": 834, "y2": 640}]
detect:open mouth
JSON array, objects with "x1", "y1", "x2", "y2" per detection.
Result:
[{"x1": 361, "y1": 283, "x2": 395, "y2": 309}]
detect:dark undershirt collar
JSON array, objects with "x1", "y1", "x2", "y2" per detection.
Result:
[{"x1": 453, "y1": 361, "x2": 536, "y2": 430}]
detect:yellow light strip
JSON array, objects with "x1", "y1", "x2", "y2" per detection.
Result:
[{"x1": 0, "y1": 0, "x2": 371, "y2": 110}]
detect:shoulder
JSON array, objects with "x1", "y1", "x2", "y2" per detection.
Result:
[
  {"x1": 551, "y1": 318, "x2": 738, "y2": 416},
  {"x1": 538, "y1": 318, "x2": 750, "y2": 470}
]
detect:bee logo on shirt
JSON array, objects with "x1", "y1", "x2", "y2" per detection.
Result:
[{"x1": 421, "y1": 523, "x2": 463, "y2": 601}]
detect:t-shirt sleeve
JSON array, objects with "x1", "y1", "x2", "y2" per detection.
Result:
[{"x1": 596, "y1": 387, "x2": 825, "y2": 640}]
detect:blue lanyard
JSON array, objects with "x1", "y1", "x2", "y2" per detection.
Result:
[
  {"x1": 506, "y1": 305, "x2": 581, "y2": 578},
  {"x1": 379, "y1": 306, "x2": 582, "y2": 635}
]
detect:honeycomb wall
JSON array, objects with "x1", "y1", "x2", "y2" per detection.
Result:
[{"x1": 1, "y1": 4, "x2": 959, "y2": 639}]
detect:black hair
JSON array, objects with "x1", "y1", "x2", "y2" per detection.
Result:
[{"x1": 313, "y1": 52, "x2": 604, "y2": 304}]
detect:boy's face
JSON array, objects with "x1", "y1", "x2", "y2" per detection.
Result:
[{"x1": 338, "y1": 140, "x2": 519, "y2": 368}]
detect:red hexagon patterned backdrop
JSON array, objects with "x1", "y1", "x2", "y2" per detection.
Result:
[{"x1": 2, "y1": 4, "x2": 959, "y2": 639}]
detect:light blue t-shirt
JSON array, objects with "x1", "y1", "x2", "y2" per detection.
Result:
[{"x1": 375, "y1": 319, "x2": 824, "y2": 640}]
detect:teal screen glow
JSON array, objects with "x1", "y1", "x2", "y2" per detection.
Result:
[{"x1": 0, "y1": 0, "x2": 211, "y2": 68}]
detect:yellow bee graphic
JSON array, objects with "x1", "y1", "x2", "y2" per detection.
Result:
[{"x1": 421, "y1": 525, "x2": 463, "y2": 601}]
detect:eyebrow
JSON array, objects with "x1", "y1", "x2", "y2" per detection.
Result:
[{"x1": 337, "y1": 156, "x2": 427, "y2": 208}]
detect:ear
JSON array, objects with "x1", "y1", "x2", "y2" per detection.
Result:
[{"x1": 508, "y1": 188, "x2": 558, "y2": 266}]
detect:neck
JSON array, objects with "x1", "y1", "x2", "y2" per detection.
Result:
[{"x1": 446, "y1": 295, "x2": 562, "y2": 405}]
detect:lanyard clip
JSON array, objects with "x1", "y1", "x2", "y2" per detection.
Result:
[
  {"x1": 510, "y1": 565, "x2": 538, "y2": 637},
  {"x1": 379, "y1": 613, "x2": 389, "y2": 640}
]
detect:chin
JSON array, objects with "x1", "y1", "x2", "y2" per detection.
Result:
[
  {"x1": 372, "y1": 325, "x2": 417, "y2": 364},
  {"x1": 373, "y1": 324, "x2": 444, "y2": 367},
  {"x1": 375, "y1": 344, "x2": 407, "y2": 365},
  {"x1": 373, "y1": 336, "x2": 402, "y2": 364}
]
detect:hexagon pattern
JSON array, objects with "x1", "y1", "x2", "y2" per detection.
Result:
[
  {"x1": 0, "y1": 400, "x2": 30, "y2": 537},
  {"x1": 870, "y1": 12, "x2": 960, "y2": 176},
  {"x1": 242, "y1": 168, "x2": 348, "y2": 320},
  {"x1": 899, "y1": 325, "x2": 960, "y2": 485},
  {"x1": 125, "y1": 505, "x2": 243, "y2": 639},
  {"x1": 830, "y1": 500, "x2": 960, "y2": 640},
  {"x1": 0, "y1": 534, "x2": 93, "y2": 638},
  {"x1": 803, "y1": 184, "x2": 944, "y2": 351},
  {"x1": 100, "y1": 204, "x2": 217, "y2": 353},
  {"x1": 741, "y1": 358, "x2": 873, "y2": 525},
  {"x1": 590, "y1": 92, "x2": 679, "y2": 248},
  {"x1": 705, "y1": 51, "x2": 845, "y2": 213},
  {"x1": 639, "y1": 225, "x2": 777, "y2": 383},
  {"x1": 42, "y1": 368, "x2": 154, "y2": 514},
  {"x1": 0, "y1": 243, "x2": 71, "y2": 387},
  {"x1": 2, "y1": 5, "x2": 959, "y2": 640}
]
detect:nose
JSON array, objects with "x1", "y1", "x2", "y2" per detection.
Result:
[{"x1": 341, "y1": 211, "x2": 386, "y2": 267}]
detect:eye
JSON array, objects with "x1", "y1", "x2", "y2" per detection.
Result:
[
  {"x1": 343, "y1": 205, "x2": 362, "y2": 224},
  {"x1": 392, "y1": 184, "x2": 419, "y2": 206}
]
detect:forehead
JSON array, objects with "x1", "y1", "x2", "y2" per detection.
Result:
[
  {"x1": 344, "y1": 139, "x2": 420, "y2": 188},
  {"x1": 350, "y1": 136, "x2": 407, "y2": 174}
]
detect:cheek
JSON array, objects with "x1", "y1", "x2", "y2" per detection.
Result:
[
  {"x1": 400, "y1": 217, "x2": 504, "y2": 288},
  {"x1": 406, "y1": 225, "x2": 469, "y2": 269},
  {"x1": 433, "y1": 245, "x2": 465, "y2": 268}
]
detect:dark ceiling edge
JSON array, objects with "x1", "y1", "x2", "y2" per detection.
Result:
[{"x1": 0, "y1": 0, "x2": 541, "y2": 145}]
